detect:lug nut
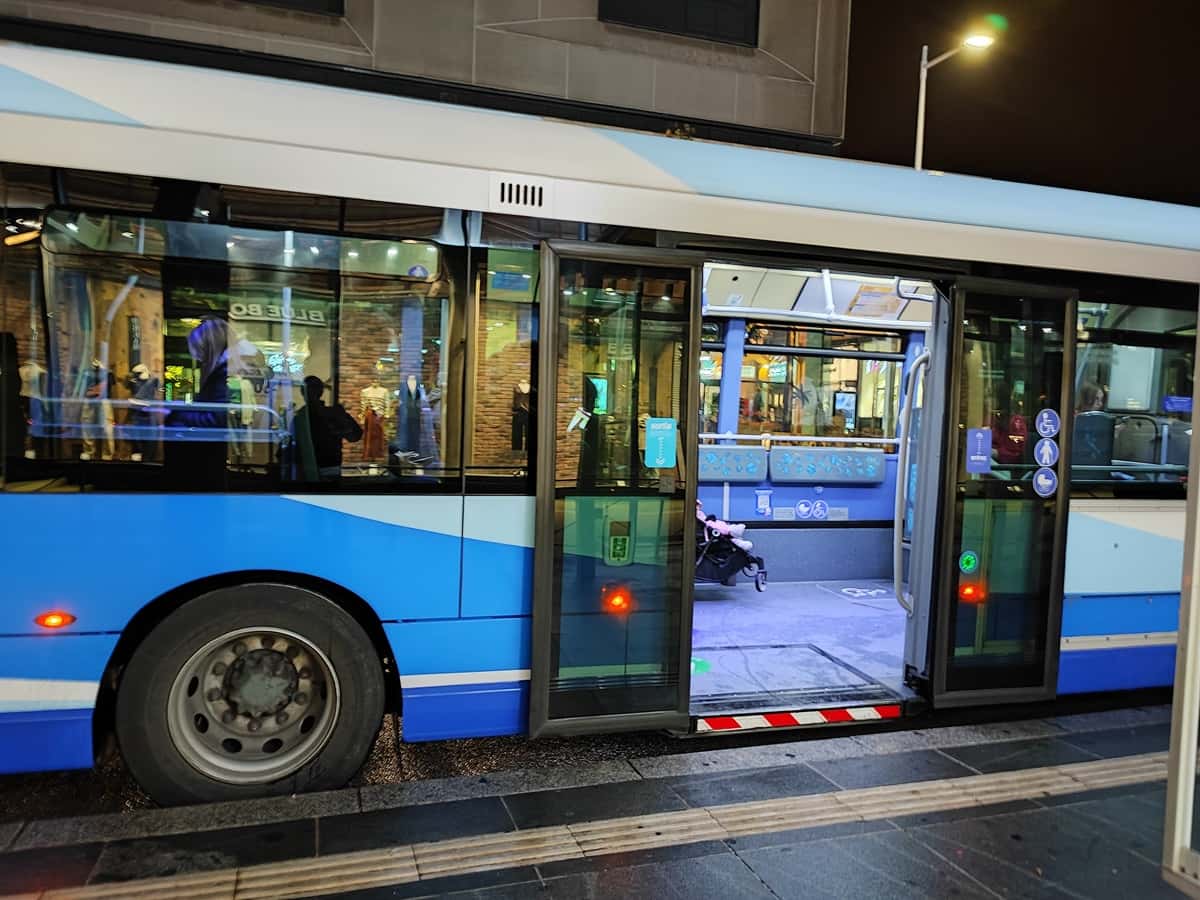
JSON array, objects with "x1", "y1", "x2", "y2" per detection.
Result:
[
  {"x1": 221, "y1": 710, "x2": 236, "y2": 724},
  {"x1": 276, "y1": 712, "x2": 289, "y2": 725},
  {"x1": 261, "y1": 636, "x2": 275, "y2": 649},
  {"x1": 206, "y1": 688, "x2": 222, "y2": 702},
  {"x1": 285, "y1": 646, "x2": 300, "y2": 659},
  {"x1": 298, "y1": 668, "x2": 311, "y2": 680},
  {"x1": 212, "y1": 662, "x2": 226, "y2": 676},
  {"x1": 233, "y1": 642, "x2": 247, "y2": 656},
  {"x1": 294, "y1": 693, "x2": 308, "y2": 706},
  {"x1": 247, "y1": 718, "x2": 262, "y2": 733}
]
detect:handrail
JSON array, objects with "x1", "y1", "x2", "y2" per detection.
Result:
[
  {"x1": 893, "y1": 349, "x2": 931, "y2": 616},
  {"x1": 698, "y1": 432, "x2": 899, "y2": 447}
]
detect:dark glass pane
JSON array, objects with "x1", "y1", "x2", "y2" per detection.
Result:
[
  {"x1": 1072, "y1": 301, "x2": 1194, "y2": 493},
  {"x1": 745, "y1": 323, "x2": 902, "y2": 353},
  {"x1": 599, "y1": 0, "x2": 758, "y2": 47},
  {"x1": 945, "y1": 292, "x2": 1066, "y2": 693},
  {"x1": 547, "y1": 257, "x2": 692, "y2": 720},
  {"x1": 469, "y1": 248, "x2": 537, "y2": 479},
  {"x1": 6, "y1": 206, "x2": 463, "y2": 492}
]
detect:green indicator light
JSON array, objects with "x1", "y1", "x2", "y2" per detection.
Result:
[
  {"x1": 691, "y1": 657, "x2": 711, "y2": 675},
  {"x1": 959, "y1": 551, "x2": 980, "y2": 574}
]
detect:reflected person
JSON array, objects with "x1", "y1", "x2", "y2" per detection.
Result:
[
  {"x1": 164, "y1": 317, "x2": 232, "y2": 488},
  {"x1": 298, "y1": 375, "x2": 362, "y2": 480}
]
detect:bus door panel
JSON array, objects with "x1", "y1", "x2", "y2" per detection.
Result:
[{"x1": 529, "y1": 243, "x2": 702, "y2": 737}]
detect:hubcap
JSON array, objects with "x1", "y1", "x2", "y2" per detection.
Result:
[{"x1": 166, "y1": 626, "x2": 340, "y2": 785}]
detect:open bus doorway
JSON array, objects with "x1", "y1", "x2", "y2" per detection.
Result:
[{"x1": 686, "y1": 262, "x2": 941, "y2": 726}]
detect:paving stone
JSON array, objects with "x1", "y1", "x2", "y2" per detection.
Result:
[
  {"x1": 359, "y1": 760, "x2": 639, "y2": 812},
  {"x1": 1049, "y1": 705, "x2": 1173, "y2": 734},
  {"x1": 629, "y1": 736, "x2": 859, "y2": 779},
  {"x1": 12, "y1": 788, "x2": 358, "y2": 851},
  {"x1": 0, "y1": 822, "x2": 22, "y2": 852}
]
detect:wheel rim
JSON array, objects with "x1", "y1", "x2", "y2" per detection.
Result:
[{"x1": 166, "y1": 626, "x2": 341, "y2": 785}]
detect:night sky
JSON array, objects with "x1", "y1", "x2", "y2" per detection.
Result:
[{"x1": 841, "y1": 0, "x2": 1200, "y2": 207}]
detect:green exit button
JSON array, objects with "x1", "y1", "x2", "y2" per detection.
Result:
[{"x1": 959, "y1": 550, "x2": 980, "y2": 574}]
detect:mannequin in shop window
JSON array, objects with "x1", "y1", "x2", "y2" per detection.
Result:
[
  {"x1": 80, "y1": 358, "x2": 117, "y2": 461},
  {"x1": 360, "y1": 380, "x2": 390, "y2": 461},
  {"x1": 512, "y1": 379, "x2": 531, "y2": 452},
  {"x1": 164, "y1": 317, "x2": 232, "y2": 488},
  {"x1": 567, "y1": 375, "x2": 600, "y2": 488},
  {"x1": 391, "y1": 373, "x2": 439, "y2": 467},
  {"x1": 17, "y1": 356, "x2": 46, "y2": 459},
  {"x1": 124, "y1": 363, "x2": 161, "y2": 463}
]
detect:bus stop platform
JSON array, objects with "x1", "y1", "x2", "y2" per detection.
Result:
[{"x1": 0, "y1": 704, "x2": 1184, "y2": 899}]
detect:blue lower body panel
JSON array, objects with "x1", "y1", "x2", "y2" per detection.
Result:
[
  {"x1": 0, "y1": 708, "x2": 94, "y2": 773},
  {"x1": 402, "y1": 681, "x2": 529, "y2": 741},
  {"x1": 1057, "y1": 645, "x2": 1176, "y2": 694}
]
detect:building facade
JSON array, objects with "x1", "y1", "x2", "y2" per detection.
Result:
[{"x1": 0, "y1": 0, "x2": 851, "y2": 144}]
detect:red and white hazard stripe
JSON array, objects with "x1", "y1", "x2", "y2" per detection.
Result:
[{"x1": 695, "y1": 704, "x2": 902, "y2": 734}]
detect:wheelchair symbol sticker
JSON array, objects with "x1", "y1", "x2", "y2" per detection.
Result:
[
  {"x1": 812, "y1": 500, "x2": 829, "y2": 520},
  {"x1": 1033, "y1": 467, "x2": 1058, "y2": 498},
  {"x1": 1035, "y1": 409, "x2": 1061, "y2": 438}
]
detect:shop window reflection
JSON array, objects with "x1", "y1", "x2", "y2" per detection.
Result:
[{"x1": 8, "y1": 208, "x2": 462, "y2": 492}]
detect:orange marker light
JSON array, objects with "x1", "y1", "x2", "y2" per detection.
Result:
[
  {"x1": 602, "y1": 587, "x2": 633, "y2": 614},
  {"x1": 35, "y1": 611, "x2": 76, "y2": 629},
  {"x1": 958, "y1": 583, "x2": 987, "y2": 603}
]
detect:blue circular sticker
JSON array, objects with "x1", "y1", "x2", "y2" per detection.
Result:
[
  {"x1": 1034, "y1": 438, "x2": 1059, "y2": 467},
  {"x1": 812, "y1": 500, "x2": 829, "y2": 520},
  {"x1": 407, "y1": 264, "x2": 429, "y2": 278},
  {"x1": 1033, "y1": 467, "x2": 1058, "y2": 497},
  {"x1": 796, "y1": 500, "x2": 813, "y2": 519},
  {"x1": 1035, "y1": 409, "x2": 1061, "y2": 438}
]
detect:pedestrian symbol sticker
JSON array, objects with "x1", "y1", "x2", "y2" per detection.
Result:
[
  {"x1": 1034, "y1": 438, "x2": 1059, "y2": 467},
  {"x1": 812, "y1": 500, "x2": 829, "y2": 520},
  {"x1": 1035, "y1": 409, "x2": 1061, "y2": 438},
  {"x1": 1033, "y1": 467, "x2": 1058, "y2": 498}
]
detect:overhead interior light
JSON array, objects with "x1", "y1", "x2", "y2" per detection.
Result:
[
  {"x1": 387, "y1": 247, "x2": 399, "y2": 258},
  {"x1": 66, "y1": 222, "x2": 79, "y2": 232},
  {"x1": 347, "y1": 250, "x2": 359, "y2": 258}
]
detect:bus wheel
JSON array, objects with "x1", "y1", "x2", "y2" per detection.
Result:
[{"x1": 115, "y1": 583, "x2": 384, "y2": 805}]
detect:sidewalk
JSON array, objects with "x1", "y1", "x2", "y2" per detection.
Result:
[{"x1": 0, "y1": 704, "x2": 1181, "y2": 899}]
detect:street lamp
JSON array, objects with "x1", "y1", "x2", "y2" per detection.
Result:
[{"x1": 914, "y1": 33, "x2": 995, "y2": 171}]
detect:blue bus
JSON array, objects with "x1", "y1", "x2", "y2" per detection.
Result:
[{"x1": 1, "y1": 42, "x2": 1197, "y2": 804}]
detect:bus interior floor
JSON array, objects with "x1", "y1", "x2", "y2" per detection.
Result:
[{"x1": 690, "y1": 578, "x2": 907, "y2": 716}]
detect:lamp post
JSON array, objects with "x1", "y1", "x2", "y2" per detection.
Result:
[{"x1": 914, "y1": 33, "x2": 995, "y2": 171}]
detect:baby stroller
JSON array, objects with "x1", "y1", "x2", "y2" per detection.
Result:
[{"x1": 695, "y1": 503, "x2": 767, "y2": 591}]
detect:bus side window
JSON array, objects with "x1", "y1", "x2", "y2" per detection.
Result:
[{"x1": 467, "y1": 248, "x2": 537, "y2": 481}]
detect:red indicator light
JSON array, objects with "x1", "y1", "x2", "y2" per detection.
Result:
[
  {"x1": 35, "y1": 611, "x2": 76, "y2": 629},
  {"x1": 602, "y1": 586, "x2": 633, "y2": 614},
  {"x1": 958, "y1": 583, "x2": 987, "y2": 603}
]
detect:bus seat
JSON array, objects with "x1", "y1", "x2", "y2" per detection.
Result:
[
  {"x1": 1072, "y1": 411, "x2": 1113, "y2": 467},
  {"x1": 1113, "y1": 415, "x2": 1159, "y2": 463}
]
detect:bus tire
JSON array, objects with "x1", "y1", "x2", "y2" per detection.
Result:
[{"x1": 115, "y1": 583, "x2": 384, "y2": 805}]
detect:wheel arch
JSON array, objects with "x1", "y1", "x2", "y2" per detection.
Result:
[{"x1": 93, "y1": 570, "x2": 399, "y2": 762}]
